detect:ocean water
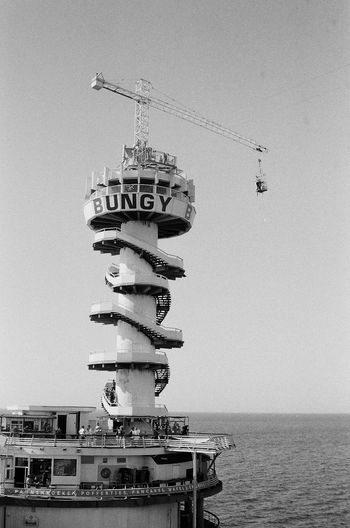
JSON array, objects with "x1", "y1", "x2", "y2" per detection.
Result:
[{"x1": 189, "y1": 413, "x2": 350, "y2": 527}]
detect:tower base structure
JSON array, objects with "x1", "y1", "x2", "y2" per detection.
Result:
[{"x1": 0, "y1": 405, "x2": 231, "y2": 528}]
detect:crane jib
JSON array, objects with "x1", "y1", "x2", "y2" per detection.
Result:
[{"x1": 92, "y1": 74, "x2": 269, "y2": 155}]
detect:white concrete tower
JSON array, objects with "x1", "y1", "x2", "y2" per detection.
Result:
[{"x1": 84, "y1": 146, "x2": 196, "y2": 420}]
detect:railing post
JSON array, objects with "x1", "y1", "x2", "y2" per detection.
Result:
[{"x1": 192, "y1": 449, "x2": 197, "y2": 528}]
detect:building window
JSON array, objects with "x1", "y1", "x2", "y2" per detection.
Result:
[
  {"x1": 81, "y1": 456, "x2": 94, "y2": 464},
  {"x1": 15, "y1": 458, "x2": 28, "y2": 467},
  {"x1": 23, "y1": 420, "x2": 34, "y2": 432},
  {"x1": 5, "y1": 458, "x2": 13, "y2": 480},
  {"x1": 53, "y1": 459, "x2": 77, "y2": 477},
  {"x1": 10, "y1": 420, "x2": 23, "y2": 432}
]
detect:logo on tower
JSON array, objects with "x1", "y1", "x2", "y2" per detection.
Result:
[{"x1": 93, "y1": 193, "x2": 173, "y2": 215}]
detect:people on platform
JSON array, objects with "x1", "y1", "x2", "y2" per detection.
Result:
[
  {"x1": 41, "y1": 471, "x2": 50, "y2": 487},
  {"x1": 131, "y1": 426, "x2": 141, "y2": 439},
  {"x1": 79, "y1": 426, "x2": 86, "y2": 439},
  {"x1": 26, "y1": 474, "x2": 34, "y2": 487},
  {"x1": 173, "y1": 421, "x2": 180, "y2": 434},
  {"x1": 105, "y1": 382, "x2": 117, "y2": 404},
  {"x1": 44, "y1": 421, "x2": 51, "y2": 433},
  {"x1": 94, "y1": 423, "x2": 102, "y2": 434},
  {"x1": 181, "y1": 424, "x2": 189, "y2": 435},
  {"x1": 86, "y1": 424, "x2": 92, "y2": 445},
  {"x1": 55, "y1": 427, "x2": 63, "y2": 438},
  {"x1": 26, "y1": 472, "x2": 51, "y2": 488}
]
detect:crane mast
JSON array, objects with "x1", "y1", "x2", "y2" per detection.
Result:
[{"x1": 134, "y1": 78, "x2": 151, "y2": 148}]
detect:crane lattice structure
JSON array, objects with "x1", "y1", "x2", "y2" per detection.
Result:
[{"x1": 92, "y1": 73, "x2": 268, "y2": 154}]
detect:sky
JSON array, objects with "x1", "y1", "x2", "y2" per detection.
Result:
[{"x1": 0, "y1": 0, "x2": 349, "y2": 414}]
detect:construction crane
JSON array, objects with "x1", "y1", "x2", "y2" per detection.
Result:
[{"x1": 91, "y1": 73, "x2": 269, "y2": 193}]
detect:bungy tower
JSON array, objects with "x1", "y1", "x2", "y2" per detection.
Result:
[{"x1": 85, "y1": 145, "x2": 193, "y2": 418}]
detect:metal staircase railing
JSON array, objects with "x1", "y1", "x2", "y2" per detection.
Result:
[
  {"x1": 93, "y1": 228, "x2": 185, "y2": 279},
  {"x1": 154, "y1": 365, "x2": 170, "y2": 396},
  {"x1": 91, "y1": 304, "x2": 183, "y2": 349},
  {"x1": 155, "y1": 291, "x2": 171, "y2": 324},
  {"x1": 104, "y1": 264, "x2": 171, "y2": 325}
]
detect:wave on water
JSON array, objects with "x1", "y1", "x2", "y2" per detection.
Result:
[{"x1": 188, "y1": 413, "x2": 350, "y2": 527}]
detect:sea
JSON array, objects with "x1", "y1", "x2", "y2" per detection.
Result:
[{"x1": 188, "y1": 413, "x2": 350, "y2": 527}]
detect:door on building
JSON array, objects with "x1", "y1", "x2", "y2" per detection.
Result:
[
  {"x1": 14, "y1": 457, "x2": 28, "y2": 488},
  {"x1": 57, "y1": 415, "x2": 67, "y2": 437},
  {"x1": 14, "y1": 467, "x2": 26, "y2": 488},
  {"x1": 67, "y1": 412, "x2": 79, "y2": 437}
]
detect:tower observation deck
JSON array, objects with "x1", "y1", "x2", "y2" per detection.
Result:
[{"x1": 84, "y1": 145, "x2": 196, "y2": 418}]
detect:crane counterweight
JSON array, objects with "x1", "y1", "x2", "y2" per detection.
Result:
[{"x1": 91, "y1": 73, "x2": 104, "y2": 90}]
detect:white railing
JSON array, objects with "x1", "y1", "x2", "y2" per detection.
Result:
[
  {"x1": 102, "y1": 390, "x2": 117, "y2": 408},
  {"x1": 203, "y1": 510, "x2": 220, "y2": 527},
  {"x1": 3, "y1": 433, "x2": 232, "y2": 453},
  {"x1": 90, "y1": 301, "x2": 183, "y2": 335},
  {"x1": 88, "y1": 349, "x2": 168, "y2": 365},
  {"x1": 101, "y1": 393, "x2": 168, "y2": 418},
  {"x1": 94, "y1": 227, "x2": 184, "y2": 266},
  {"x1": 154, "y1": 403, "x2": 168, "y2": 412},
  {"x1": 90, "y1": 346, "x2": 167, "y2": 356},
  {"x1": 105, "y1": 271, "x2": 168, "y2": 288},
  {"x1": 90, "y1": 163, "x2": 186, "y2": 186},
  {"x1": 165, "y1": 435, "x2": 233, "y2": 454}
]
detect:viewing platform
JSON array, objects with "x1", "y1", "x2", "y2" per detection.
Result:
[
  {"x1": 92, "y1": 227, "x2": 185, "y2": 279},
  {"x1": 84, "y1": 153, "x2": 196, "y2": 238},
  {"x1": 1, "y1": 432, "x2": 233, "y2": 455},
  {"x1": 90, "y1": 301, "x2": 184, "y2": 349}
]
